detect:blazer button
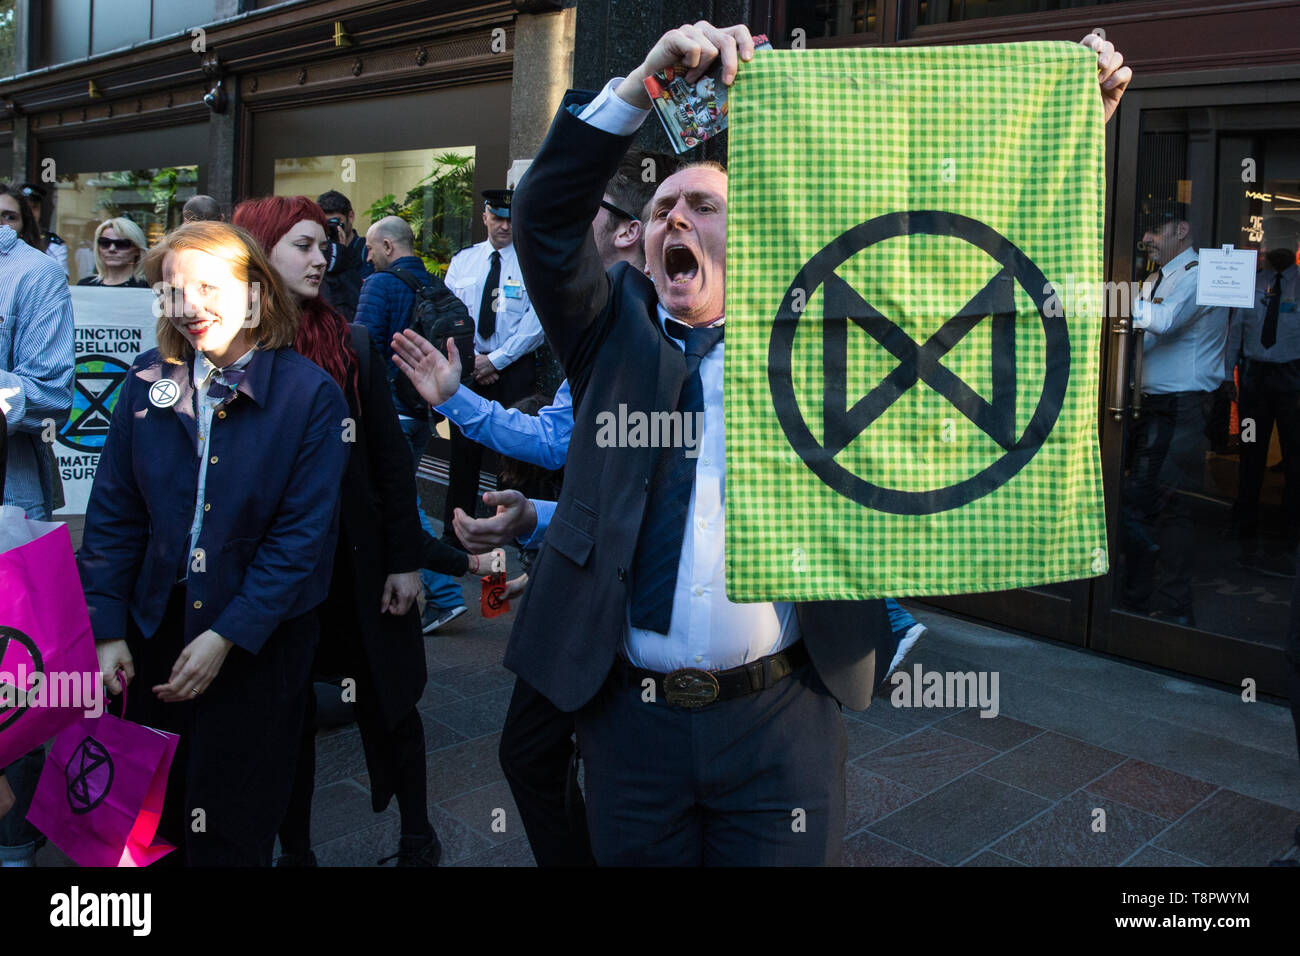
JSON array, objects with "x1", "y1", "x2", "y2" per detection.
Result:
[
  {"x1": 217, "y1": 410, "x2": 227, "y2": 419},
  {"x1": 643, "y1": 478, "x2": 649, "y2": 491},
  {"x1": 617, "y1": 567, "x2": 626, "y2": 581},
  {"x1": 192, "y1": 600, "x2": 202, "y2": 610},
  {"x1": 209, "y1": 455, "x2": 218, "y2": 464},
  {"x1": 203, "y1": 503, "x2": 211, "y2": 512}
]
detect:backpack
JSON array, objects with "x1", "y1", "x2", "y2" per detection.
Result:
[{"x1": 383, "y1": 266, "x2": 476, "y2": 413}]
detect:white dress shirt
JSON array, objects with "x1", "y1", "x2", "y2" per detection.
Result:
[
  {"x1": 443, "y1": 239, "x2": 543, "y2": 371},
  {"x1": 577, "y1": 79, "x2": 800, "y2": 672},
  {"x1": 1132, "y1": 246, "x2": 1229, "y2": 394},
  {"x1": 1230, "y1": 264, "x2": 1300, "y2": 365}
]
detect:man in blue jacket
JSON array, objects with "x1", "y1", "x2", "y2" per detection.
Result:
[{"x1": 355, "y1": 215, "x2": 467, "y2": 633}]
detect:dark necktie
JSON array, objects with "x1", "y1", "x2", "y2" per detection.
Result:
[
  {"x1": 629, "y1": 322, "x2": 725, "y2": 634},
  {"x1": 207, "y1": 366, "x2": 247, "y2": 405},
  {"x1": 1145, "y1": 267, "x2": 1164, "y2": 300},
  {"x1": 478, "y1": 250, "x2": 502, "y2": 340},
  {"x1": 1261, "y1": 272, "x2": 1283, "y2": 349}
]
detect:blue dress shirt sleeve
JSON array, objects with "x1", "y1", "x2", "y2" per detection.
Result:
[
  {"x1": 517, "y1": 498, "x2": 556, "y2": 551},
  {"x1": 434, "y1": 378, "x2": 572, "y2": 470}
]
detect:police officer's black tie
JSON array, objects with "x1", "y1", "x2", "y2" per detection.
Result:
[
  {"x1": 1261, "y1": 271, "x2": 1283, "y2": 349},
  {"x1": 478, "y1": 250, "x2": 501, "y2": 339},
  {"x1": 629, "y1": 323, "x2": 725, "y2": 633}
]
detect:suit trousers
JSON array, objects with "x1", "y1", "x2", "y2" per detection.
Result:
[
  {"x1": 125, "y1": 585, "x2": 318, "y2": 866},
  {"x1": 442, "y1": 355, "x2": 536, "y2": 538},
  {"x1": 574, "y1": 657, "x2": 846, "y2": 866},
  {"x1": 498, "y1": 676, "x2": 595, "y2": 866}
]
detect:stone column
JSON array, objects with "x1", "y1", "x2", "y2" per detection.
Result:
[{"x1": 508, "y1": 1, "x2": 577, "y2": 184}]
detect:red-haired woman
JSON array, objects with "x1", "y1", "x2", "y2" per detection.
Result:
[{"x1": 233, "y1": 196, "x2": 474, "y2": 866}]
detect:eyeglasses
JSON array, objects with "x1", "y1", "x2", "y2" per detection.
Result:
[
  {"x1": 600, "y1": 199, "x2": 637, "y2": 222},
  {"x1": 98, "y1": 237, "x2": 137, "y2": 251}
]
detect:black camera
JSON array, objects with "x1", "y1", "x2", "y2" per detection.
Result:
[{"x1": 326, "y1": 217, "x2": 344, "y2": 242}]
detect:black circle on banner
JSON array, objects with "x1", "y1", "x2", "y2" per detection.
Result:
[{"x1": 767, "y1": 210, "x2": 1070, "y2": 515}]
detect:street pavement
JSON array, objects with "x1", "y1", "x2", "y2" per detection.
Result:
[{"x1": 41, "y1": 502, "x2": 1300, "y2": 868}]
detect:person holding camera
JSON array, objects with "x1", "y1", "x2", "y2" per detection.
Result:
[{"x1": 316, "y1": 190, "x2": 369, "y2": 320}]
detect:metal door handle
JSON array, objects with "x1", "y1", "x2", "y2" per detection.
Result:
[{"x1": 1108, "y1": 315, "x2": 1132, "y2": 422}]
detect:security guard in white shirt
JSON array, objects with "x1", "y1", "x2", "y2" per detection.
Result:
[
  {"x1": 1122, "y1": 206, "x2": 1229, "y2": 625},
  {"x1": 1228, "y1": 216, "x2": 1300, "y2": 576},
  {"x1": 441, "y1": 189, "x2": 544, "y2": 541}
]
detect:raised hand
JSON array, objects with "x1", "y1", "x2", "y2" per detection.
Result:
[
  {"x1": 391, "y1": 328, "x2": 463, "y2": 406},
  {"x1": 1079, "y1": 30, "x2": 1132, "y2": 123},
  {"x1": 616, "y1": 21, "x2": 757, "y2": 110}
]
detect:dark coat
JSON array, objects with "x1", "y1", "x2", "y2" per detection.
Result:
[
  {"x1": 78, "y1": 346, "x2": 349, "y2": 654},
  {"x1": 507, "y1": 93, "x2": 892, "y2": 713},
  {"x1": 323, "y1": 325, "x2": 427, "y2": 730}
]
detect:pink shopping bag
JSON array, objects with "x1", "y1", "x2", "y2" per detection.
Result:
[
  {"x1": 27, "y1": 674, "x2": 179, "y2": 867},
  {"x1": 0, "y1": 507, "x2": 101, "y2": 767}
]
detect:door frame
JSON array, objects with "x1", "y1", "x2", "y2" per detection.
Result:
[{"x1": 1087, "y1": 67, "x2": 1300, "y2": 696}]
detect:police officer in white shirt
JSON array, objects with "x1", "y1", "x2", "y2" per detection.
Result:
[
  {"x1": 1228, "y1": 217, "x2": 1300, "y2": 577},
  {"x1": 441, "y1": 189, "x2": 544, "y2": 543},
  {"x1": 1123, "y1": 205, "x2": 1229, "y2": 625}
]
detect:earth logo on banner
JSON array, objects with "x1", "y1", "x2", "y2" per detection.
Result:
[
  {"x1": 768, "y1": 210, "x2": 1069, "y2": 516},
  {"x1": 56, "y1": 354, "x2": 131, "y2": 452}
]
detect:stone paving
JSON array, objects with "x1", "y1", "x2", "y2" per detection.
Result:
[
  {"x1": 302, "y1": 585, "x2": 1300, "y2": 867},
  {"x1": 41, "y1": 515, "x2": 1300, "y2": 867}
]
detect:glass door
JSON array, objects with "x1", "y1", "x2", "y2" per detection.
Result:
[{"x1": 1091, "y1": 84, "x2": 1300, "y2": 697}]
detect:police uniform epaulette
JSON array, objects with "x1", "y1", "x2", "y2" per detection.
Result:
[
  {"x1": 1185, "y1": 260, "x2": 1197, "y2": 270},
  {"x1": 46, "y1": 232, "x2": 65, "y2": 245}
]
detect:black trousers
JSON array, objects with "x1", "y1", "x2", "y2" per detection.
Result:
[
  {"x1": 280, "y1": 635, "x2": 429, "y2": 853},
  {"x1": 442, "y1": 355, "x2": 536, "y2": 538},
  {"x1": 1120, "y1": 390, "x2": 1213, "y2": 612},
  {"x1": 498, "y1": 677, "x2": 595, "y2": 867},
  {"x1": 124, "y1": 586, "x2": 317, "y2": 867},
  {"x1": 574, "y1": 658, "x2": 846, "y2": 866},
  {"x1": 1235, "y1": 358, "x2": 1300, "y2": 541}
]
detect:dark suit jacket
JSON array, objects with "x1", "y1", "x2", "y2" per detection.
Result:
[
  {"x1": 506, "y1": 94, "x2": 890, "y2": 713},
  {"x1": 78, "y1": 346, "x2": 350, "y2": 656}
]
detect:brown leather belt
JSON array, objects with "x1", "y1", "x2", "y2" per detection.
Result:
[{"x1": 611, "y1": 641, "x2": 809, "y2": 709}]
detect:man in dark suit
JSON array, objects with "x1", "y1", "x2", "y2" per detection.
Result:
[{"x1": 453, "y1": 21, "x2": 1131, "y2": 865}]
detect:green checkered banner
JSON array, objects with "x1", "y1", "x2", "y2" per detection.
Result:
[{"x1": 724, "y1": 43, "x2": 1109, "y2": 602}]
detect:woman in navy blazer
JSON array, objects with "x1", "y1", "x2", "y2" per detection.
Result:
[{"x1": 78, "y1": 221, "x2": 350, "y2": 866}]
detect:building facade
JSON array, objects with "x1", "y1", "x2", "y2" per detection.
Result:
[{"x1": 3, "y1": 0, "x2": 1298, "y2": 695}]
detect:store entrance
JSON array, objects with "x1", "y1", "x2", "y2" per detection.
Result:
[{"x1": 927, "y1": 84, "x2": 1300, "y2": 698}]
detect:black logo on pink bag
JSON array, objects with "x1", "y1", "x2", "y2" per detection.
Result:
[{"x1": 66, "y1": 735, "x2": 114, "y2": 814}]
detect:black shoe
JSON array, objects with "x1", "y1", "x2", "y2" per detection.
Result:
[
  {"x1": 275, "y1": 849, "x2": 318, "y2": 867},
  {"x1": 378, "y1": 830, "x2": 442, "y2": 867}
]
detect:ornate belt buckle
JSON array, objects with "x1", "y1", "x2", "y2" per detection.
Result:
[{"x1": 663, "y1": 668, "x2": 720, "y2": 708}]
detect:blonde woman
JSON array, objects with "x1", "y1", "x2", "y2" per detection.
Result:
[
  {"x1": 79, "y1": 221, "x2": 350, "y2": 865},
  {"x1": 77, "y1": 216, "x2": 149, "y2": 287}
]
